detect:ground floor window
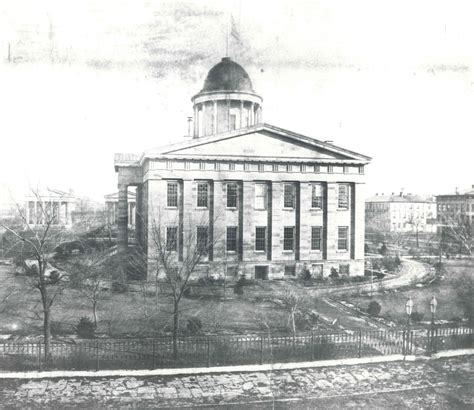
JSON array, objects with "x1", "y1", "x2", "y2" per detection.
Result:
[
  {"x1": 311, "y1": 264, "x2": 323, "y2": 278},
  {"x1": 284, "y1": 265, "x2": 296, "y2": 276},
  {"x1": 339, "y1": 264, "x2": 350, "y2": 275},
  {"x1": 255, "y1": 265, "x2": 269, "y2": 280}
]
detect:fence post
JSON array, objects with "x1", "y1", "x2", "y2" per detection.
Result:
[
  {"x1": 358, "y1": 329, "x2": 362, "y2": 358},
  {"x1": 152, "y1": 340, "x2": 156, "y2": 369},
  {"x1": 95, "y1": 341, "x2": 100, "y2": 371},
  {"x1": 410, "y1": 331, "x2": 414, "y2": 355},
  {"x1": 402, "y1": 330, "x2": 406, "y2": 355},
  {"x1": 38, "y1": 342, "x2": 42, "y2": 371},
  {"x1": 207, "y1": 337, "x2": 211, "y2": 367},
  {"x1": 260, "y1": 336, "x2": 264, "y2": 365},
  {"x1": 311, "y1": 330, "x2": 314, "y2": 361}
]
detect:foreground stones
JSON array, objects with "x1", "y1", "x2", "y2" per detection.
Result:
[{"x1": 0, "y1": 356, "x2": 472, "y2": 408}]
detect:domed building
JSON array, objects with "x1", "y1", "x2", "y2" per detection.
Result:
[{"x1": 114, "y1": 57, "x2": 371, "y2": 280}]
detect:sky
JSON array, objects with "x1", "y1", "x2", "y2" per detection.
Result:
[{"x1": 0, "y1": 0, "x2": 473, "y2": 203}]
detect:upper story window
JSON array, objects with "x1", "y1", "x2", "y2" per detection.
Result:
[
  {"x1": 196, "y1": 226, "x2": 209, "y2": 255},
  {"x1": 230, "y1": 114, "x2": 237, "y2": 130},
  {"x1": 226, "y1": 226, "x2": 238, "y2": 252},
  {"x1": 284, "y1": 183, "x2": 296, "y2": 209},
  {"x1": 167, "y1": 182, "x2": 178, "y2": 207},
  {"x1": 311, "y1": 226, "x2": 322, "y2": 251},
  {"x1": 197, "y1": 182, "x2": 208, "y2": 208},
  {"x1": 226, "y1": 183, "x2": 238, "y2": 208},
  {"x1": 283, "y1": 227, "x2": 295, "y2": 251},
  {"x1": 338, "y1": 183, "x2": 350, "y2": 209},
  {"x1": 255, "y1": 227, "x2": 266, "y2": 251},
  {"x1": 255, "y1": 183, "x2": 267, "y2": 210},
  {"x1": 338, "y1": 226, "x2": 349, "y2": 250},
  {"x1": 311, "y1": 183, "x2": 323, "y2": 209},
  {"x1": 166, "y1": 226, "x2": 178, "y2": 252}
]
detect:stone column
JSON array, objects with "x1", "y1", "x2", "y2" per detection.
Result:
[
  {"x1": 135, "y1": 185, "x2": 143, "y2": 248},
  {"x1": 250, "y1": 102, "x2": 255, "y2": 125},
  {"x1": 213, "y1": 100, "x2": 218, "y2": 134},
  {"x1": 117, "y1": 184, "x2": 129, "y2": 253},
  {"x1": 193, "y1": 105, "x2": 198, "y2": 138},
  {"x1": 240, "y1": 100, "x2": 244, "y2": 128}
]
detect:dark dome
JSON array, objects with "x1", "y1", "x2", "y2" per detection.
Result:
[{"x1": 201, "y1": 57, "x2": 254, "y2": 93}]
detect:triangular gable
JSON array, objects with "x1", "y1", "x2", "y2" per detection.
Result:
[{"x1": 144, "y1": 124, "x2": 370, "y2": 162}]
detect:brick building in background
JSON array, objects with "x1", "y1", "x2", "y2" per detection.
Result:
[{"x1": 114, "y1": 57, "x2": 371, "y2": 279}]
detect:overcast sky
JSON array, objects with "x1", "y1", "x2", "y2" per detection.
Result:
[{"x1": 0, "y1": 0, "x2": 473, "y2": 203}]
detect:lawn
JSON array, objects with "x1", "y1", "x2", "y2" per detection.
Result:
[
  {"x1": 341, "y1": 259, "x2": 473, "y2": 325},
  {"x1": 0, "y1": 264, "x2": 324, "y2": 338}
]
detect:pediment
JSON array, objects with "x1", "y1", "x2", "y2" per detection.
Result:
[{"x1": 153, "y1": 124, "x2": 370, "y2": 162}]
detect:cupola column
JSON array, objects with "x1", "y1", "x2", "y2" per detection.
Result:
[
  {"x1": 240, "y1": 100, "x2": 244, "y2": 128},
  {"x1": 213, "y1": 100, "x2": 218, "y2": 134}
]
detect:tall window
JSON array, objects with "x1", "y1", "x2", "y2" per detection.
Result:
[
  {"x1": 284, "y1": 183, "x2": 296, "y2": 208},
  {"x1": 338, "y1": 184, "x2": 350, "y2": 209},
  {"x1": 283, "y1": 227, "x2": 295, "y2": 251},
  {"x1": 255, "y1": 183, "x2": 267, "y2": 210},
  {"x1": 167, "y1": 182, "x2": 178, "y2": 207},
  {"x1": 227, "y1": 183, "x2": 238, "y2": 208},
  {"x1": 338, "y1": 226, "x2": 349, "y2": 250},
  {"x1": 311, "y1": 226, "x2": 322, "y2": 251},
  {"x1": 197, "y1": 226, "x2": 209, "y2": 254},
  {"x1": 166, "y1": 227, "x2": 178, "y2": 252},
  {"x1": 255, "y1": 227, "x2": 266, "y2": 251},
  {"x1": 197, "y1": 182, "x2": 208, "y2": 208},
  {"x1": 226, "y1": 227, "x2": 238, "y2": 252},
  {"x1": 230, "y1": 114, "x2": 237, "y2": 130},
  {"x1": 311, "y1": 183, "x2": 323, "y2": 209}
]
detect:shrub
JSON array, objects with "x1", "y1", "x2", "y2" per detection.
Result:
[
  {"x1": 186, "y1": 317, "x2": 202, "y2": 335},
  {"x1": 76, "y1": 317, "x2": 95, "y2": 338},
  {"x1": 233, "y1": 275, "x2": 246, "y2": 295},
  {"x1": 410, "y1": 311, "x2": 424, "y2": 323},
  {"x1": 299, "y1": 266, "x2": 311, "y2": 282},
  {"x1": 329, "y1": 268, "x2": 339, "y2": 279},
  {"x1": 379, "y1": 243, "x2": 388, "y2": 255},
  {"x1": 367, "y1": 300, "x2": 382, "y2": 316},
  {"x1": 111, "y1": 281, "x2": 127, "y2": 293}
]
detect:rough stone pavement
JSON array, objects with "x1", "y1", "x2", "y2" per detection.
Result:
[{"x1": 0, "y1": 356, "x2": 472, "y2": 408}]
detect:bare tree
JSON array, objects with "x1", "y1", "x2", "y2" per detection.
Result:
[
  {"x1": 0, "y1": 189, "x2": 72, "y2": 360},
  {"x1": 440, "y1": 212, "x2": 473, "y2": 256},
  {"x1": 148, "y1": 212, "x2": 223, "y2": 359},
  {"x1": 277, "y1": 286, "x2": 302, "y2": 342},
  {"x1": 62, "y1": 245, "x2": 116, "y2": 329}
]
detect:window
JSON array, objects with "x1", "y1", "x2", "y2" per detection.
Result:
[
  {"x1": 343, "y1": 166, "x2": 349, "y2": 174},
  {"x1": 230, "y1": 114, "x2": 237, "y2": 130},
  {"x1": 284, "y1": 265, "x2": 296, "y2": 276},
  {"x1": 338, "y1": 226, "x2": 349, "y2": 250},
  {"x1": 166, "y1": 227, "x2": 178, "y2": 252},
  {"x1": 214, "y1": 162, "x2": 220, "y2": 171},
  {"x1": 197, "y1": 182, "x2": 208, "y2": 208},
  {"x1": 284, "y1": 183, "x2": 296, "y2": 208},
  {"x1": 258, "y1": 163, "x2": 264, "y2": 172},
  {"x1": 196, "y1": 226, "x2": 209, "y2": 254},
  {"x1": 255, "y1": 266, "x2": 268, "y2": 280},
  {"x1": 244, "y1": 163, "x2": 250, "y2": 171},
  {"x1": 311, "y1": 183, "x2": 323, "y2": 209},
  {"x1": 229, "y1": 163, "x2": 235, "y2": 171},
  {"x1": 286, "y1": 164, "x2": 293, "y2": 172},
  {"x1": 311, "y1": 226, "x2": 322, "y2": 251},
  {"x1": 167, "y1": 182, "x2": 178, "y2": 207},
  {"x1": 272, "y1": 164, "x2": 278, "y2": 172},
  {"x1": 226, "y1": 183, "x2": 238, "y2": 208},
  {"x1": 199, "y1": 162, "x2": 205, "y2": 170},
  {"x1": 301, "y1": 164, "x2": 307, "y2": 173},
  {"x1": 328, "y1": 165, "x2": 334, "y2": 173},
  {"x1": 359, "y1": 165, "x2": 364, "y2": 174},
  {"x1": 283, "y1": 227, "x2": 295, "y2": 251},
  {"x1": 166, "y1": 161, "x2": 172, "y2": 169},
  {"x1": 338, "y1": 184, "x2": 350, "y2": 209},
  {"x1": 255, "y1": 183, "x2": 267, "y2": 209},
  {"x1": 311, "y1": 264, "x2": 323, "y2": 278},
  {"x1": 339, "y1": 264, "x2": 350, "y2": 275},
  {"x1": 226, "y1": 227, "x2": 238, "y2": 252},
  {"x1": 314, "y1": 165, "x2": 320, "y2": 173},
  {"x1": 255, "y1": 227, "x2": 266, "y2": 251}
]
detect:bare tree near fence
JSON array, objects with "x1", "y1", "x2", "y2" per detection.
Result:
[
  {"x1": 439, "y1": 211, "x2": 473, "y2": 256},
  {"x1": 0, "y1": 189, "x2": 72, "y2": 361},
  {"x1": 148, "y1": 210, "x2": 223, "y2": 360}
]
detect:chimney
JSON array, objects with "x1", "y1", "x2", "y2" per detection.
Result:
[
  {"x1": 455, "y1": 187, "x2": 459, "y2": 195},
  {"x1": 185, "y1": 117, "x2": 193, "y2": 138}
]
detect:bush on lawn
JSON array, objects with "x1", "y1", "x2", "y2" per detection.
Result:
[
  {"x1": 76, "y1": 317, "x2": 95, "y2": 338},
  {"x1": 329, "y1": 268, "x2": 339, "y2": 279},
  {"x1": 299, "y1": 266, "x2": 312, "y2": 282},
  {"x1": 410, "y1": 311, "x2": 424, "y2": 323},
  {"x1": 367, "y1": 300, "x2": 382, "y2": 316},
  {"x1": 186, "y1": 317, "x2": 203, "y2": 335},
  {"x1": 233, "y1": 275, "x2": 246, "y2": 295},
  {"x1": 111, "y1": 281, "x2": 127, "y2": 293}
]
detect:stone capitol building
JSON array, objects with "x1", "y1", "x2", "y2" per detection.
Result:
[{"x1": 114, "y1": 57, "x2": 371, "y2": 279}]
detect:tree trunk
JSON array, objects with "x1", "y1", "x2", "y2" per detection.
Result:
[
  {"x1": 43, "y1": 303, "x2": 51, "y2": 363},
  {"x1": 172, "y1": 301, "x2": 179, "y2": 360},
  {"x1": 92, "y1": 299, "x2": 98, "y2": 328}
]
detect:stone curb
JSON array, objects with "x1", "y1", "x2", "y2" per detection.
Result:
[{"x1": 0, "y1": 349, "x2": 472, "y2": 380}]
